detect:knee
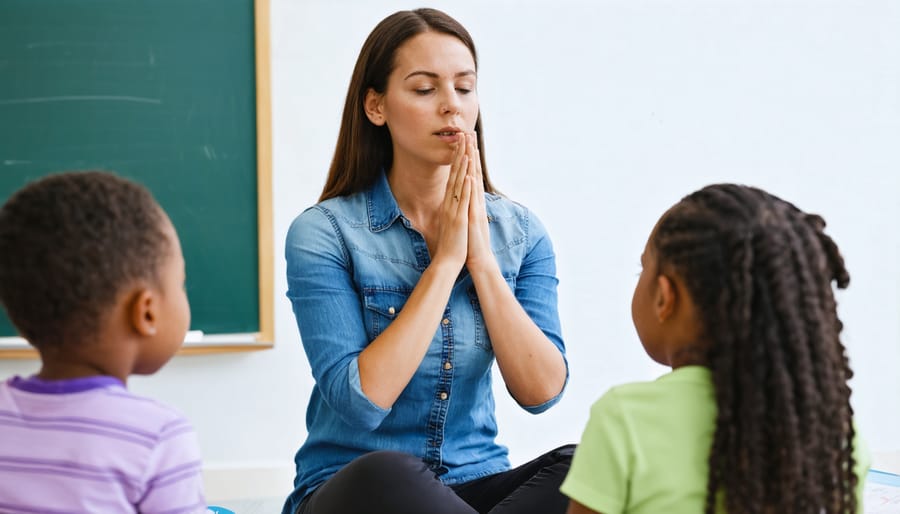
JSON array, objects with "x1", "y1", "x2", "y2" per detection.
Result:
[
  {"x1": 552, "y1": 444, "x2": 576, "y2": 461},
  {"x1": 343, "y1": 450, "x2": 429, "y2": 485},
  {"x1": 547, "y1": 444, "x2": 577, "y2": 473}
]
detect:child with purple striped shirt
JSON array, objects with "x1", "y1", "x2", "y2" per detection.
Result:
[{"x1": 0, "y1": 171, "x2": 207, "y2": 513}]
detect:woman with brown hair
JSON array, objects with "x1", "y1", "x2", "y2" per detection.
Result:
[{"x1": 282, "y1": 8, "x2": 572, "y2": 514}]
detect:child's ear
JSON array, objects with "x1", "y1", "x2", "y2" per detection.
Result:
[
  {"x1": 655, "y1": 274, "x2": 677, "y2": 323},
  {"x1": 364, "y1": 88, "x2": 386, "y2": 126},
  {"x1": 129, "y1": 288, "x2": 158, "y2": 336}
]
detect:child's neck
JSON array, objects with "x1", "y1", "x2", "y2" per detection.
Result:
[
  {"x1": 668, "y1": 343, "x2": 708, "y2": 369},
  {"x1": 36, "y1": 342, "x2": 131, "y2": 384},
  {"x1": 37, "y1": 362, "x2": 125, "y2": 384}
]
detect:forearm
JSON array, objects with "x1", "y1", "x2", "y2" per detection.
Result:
[
  {"x1": 469, "y1": 265, "x2": 567, "y2": 407},
  {"x1": 358, "y1": 257, "x2": 460, "y2": 409},
  {"x1": 567, "y1": 500, "x2": 601, "y2": 514}
]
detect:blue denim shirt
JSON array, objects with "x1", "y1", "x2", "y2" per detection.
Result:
[{"x1": 282, "y1": 171, "x2": 567, "y2": 510}]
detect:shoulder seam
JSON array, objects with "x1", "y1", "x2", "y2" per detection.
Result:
[{"x1": 309, "y1": 204, "x2": 352, "y2": 265}]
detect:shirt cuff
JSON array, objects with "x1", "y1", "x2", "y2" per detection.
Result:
[
  {"x1": 347, "y1": 357, "x2": 392, "y2": 430},
  {"x1": 520, "y1": 368, "x2": 569, "y2": 414}
]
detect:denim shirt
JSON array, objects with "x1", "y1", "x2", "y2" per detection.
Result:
[{"x1": 282, "y1": 171, "x2": 567, "y2": 510}]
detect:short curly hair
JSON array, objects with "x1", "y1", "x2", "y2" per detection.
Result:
[{"x1": 0, "y1": 171, "x2": 171, "y2": 348}]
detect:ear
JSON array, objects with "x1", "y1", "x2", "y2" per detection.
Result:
[
  {"x1": 655, "y1": 274, "x2": 677, "y2": 323},
  {"x1": 364, "y1": 88, "x2": 386, "y2": 126},
  {"x1": 129, "y1": 288, "x2": 158, "y2": 336}
]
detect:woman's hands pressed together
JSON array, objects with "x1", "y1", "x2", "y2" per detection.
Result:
[
  {"x1": 438, "y1": 133, "x2": 568, "y2": 408},
  {"x1": 434, "y1": 133, "x2": 474, "y2": 271},
  {"x1": 461, "y1": 133, "x2": 497, "y2": 275},
  {"x1": 434, "y1": 132, "x2": 497, "y2": 275}
]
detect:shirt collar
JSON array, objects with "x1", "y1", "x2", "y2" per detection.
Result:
[
  {"x1": 365, "y1": 170, "x2": 403, "y2": 232},
  {"x1": 364, "y1": 169, "x2": 499, "y2": 231},
  {"x1": 9, "y1": 374, "x2": 124, "y2": 394}
]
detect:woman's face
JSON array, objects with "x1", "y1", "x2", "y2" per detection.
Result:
[{"x1": 368, "y1": 31, "x2": 479, "y2": 170}]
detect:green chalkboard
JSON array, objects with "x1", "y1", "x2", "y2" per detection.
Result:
[{"x1": 0, "y1": 0, "x2": 270, "y2": 341}]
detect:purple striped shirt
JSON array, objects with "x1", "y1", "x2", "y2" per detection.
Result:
[{"x1": 0, "y1": 375, "x2": 207, "y2": 513}]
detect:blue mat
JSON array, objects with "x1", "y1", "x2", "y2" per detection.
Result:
[{"x1": 869, "y1": 469, "x2": 900, "y2": 487}]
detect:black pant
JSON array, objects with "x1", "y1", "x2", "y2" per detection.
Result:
[{"x1": 294, "y1": 445, "x2": 575, "y2": 514}]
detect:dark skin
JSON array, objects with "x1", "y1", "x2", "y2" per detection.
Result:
[
  {"x1": 35, "y1": 221, "x2": 188, "y2": 385},
  {"x1": 632, "y1": 235, "x2": 708, "y2": 370},
  {"x1": 36, "y1": 285, "x2": 165, "y2": 384},
  {"x1": 645, "y1": 271, "x2": 707, "y2": 368},
  {"x1": 566, "y1": 241, "x2": 707, "y2": 514}
]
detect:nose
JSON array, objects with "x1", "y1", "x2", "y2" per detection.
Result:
[{"x1": 440, "y1": 90, "x2": 461, "y2": 115}]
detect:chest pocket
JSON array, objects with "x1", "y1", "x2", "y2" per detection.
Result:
[
  {"x1": 362, "y1": 287, "x2": 412, "y2": 338},
  {"x1": 467, "y1": 275, "x2": 517, "y2": 351}
]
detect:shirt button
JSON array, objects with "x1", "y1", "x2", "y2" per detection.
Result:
[
  {"x1": 440, "y1": 392, "x2": 448, "y2": 400},
  {"x1": 388, "y1": 306, "x2": 395, "y2": 315},
  {"x1": 442, "y1": 318, "x2": 450, "y2": 325},
  {"x1": 443, "y1": 361, "x2": 452, "y2": 370}
]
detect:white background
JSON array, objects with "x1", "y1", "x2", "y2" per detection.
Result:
[{"x1": 1, "y1": 0, "x2": 898, "y2": 497}]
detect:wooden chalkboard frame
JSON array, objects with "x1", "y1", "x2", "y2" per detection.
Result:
[{"x1": 0, "y1": 0, "x2": 273, "y2": 358}]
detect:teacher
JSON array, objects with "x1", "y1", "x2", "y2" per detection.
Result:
[{"x1": 282, "y1": 8, "x2": 572, "y2": 514}]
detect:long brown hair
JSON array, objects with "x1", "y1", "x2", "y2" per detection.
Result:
[
  {"x1": 319, "y1": 8, "x2": 494, "y2": 201},
  {"x1": 653, "y1": 184, "x2": 857, "y2": 514}
]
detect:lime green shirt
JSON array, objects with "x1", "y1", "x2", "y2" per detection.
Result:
[{"x1": 560, "y1": 366, "x2": 869, "y2": 514}]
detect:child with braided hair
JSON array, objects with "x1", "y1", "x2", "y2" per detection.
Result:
[{"x1": 561, "y1": 184, "x2": 869, "y2": 514}]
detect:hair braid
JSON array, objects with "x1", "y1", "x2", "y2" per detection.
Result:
[
  {"x1": 754, "y1": 219, "x2": 816, "y2": 510},
  {"x1": 810, "y1": 218, "x2": 857, "y2": 511},
  {"x1": 652, "y1": 184, "x2": 857, "y2": 514}
]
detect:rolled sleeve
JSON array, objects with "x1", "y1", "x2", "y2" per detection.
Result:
[
  {"x1": 514, "y1": 208, "x2": 569, "y2": 413},
  {"x1": 347, "y1": 357, "x2": 391, "y2": 423},
  {"x1": 285, "y1": 206, "x2": 391, "y2": 430},
  {"x1": 519, "y1": 373, "x2": 568, "y2": 414}
]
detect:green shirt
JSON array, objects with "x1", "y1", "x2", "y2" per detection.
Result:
[{"x1": 560, "y1": 366, "x2": 869, "y2": 514}]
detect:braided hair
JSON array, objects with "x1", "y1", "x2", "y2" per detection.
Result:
[{"x1": 652, "y1": 184, "x2": 857, "y2": 514}]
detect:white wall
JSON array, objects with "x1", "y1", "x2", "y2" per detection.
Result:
[{"x1": 2, "y1": 0, "x2": 898, "y2": 500}]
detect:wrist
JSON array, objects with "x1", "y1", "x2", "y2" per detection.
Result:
[
  {"x1": 466, "y1": 258, "x2": 501, "y2": 282},
  {"x1": 427, "y1": 255, "x2": 464, "y2": 282}
]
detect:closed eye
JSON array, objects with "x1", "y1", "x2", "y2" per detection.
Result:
[{"x1": 415, "y1": 88, "x2": 434, "y2": 95}]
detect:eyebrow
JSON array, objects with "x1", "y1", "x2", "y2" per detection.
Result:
[{"x1": 403, "y1": 69, "x2": 476, "y2": 80}]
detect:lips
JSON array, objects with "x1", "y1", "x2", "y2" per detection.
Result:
[{"x1": 434, "y1": 126, "x2": 462, "y2": 136}]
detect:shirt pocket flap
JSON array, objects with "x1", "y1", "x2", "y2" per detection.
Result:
[{"x1": 363, "y1": 288, "x2": 411, "y2": 319}]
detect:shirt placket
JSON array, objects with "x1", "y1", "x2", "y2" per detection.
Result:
[
  {"x1": 425, "y1": 306, "x2": 454, "y2": 475},
  {"x1": 401, "y1": 217, "x2": 455, "y2": 474}
]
